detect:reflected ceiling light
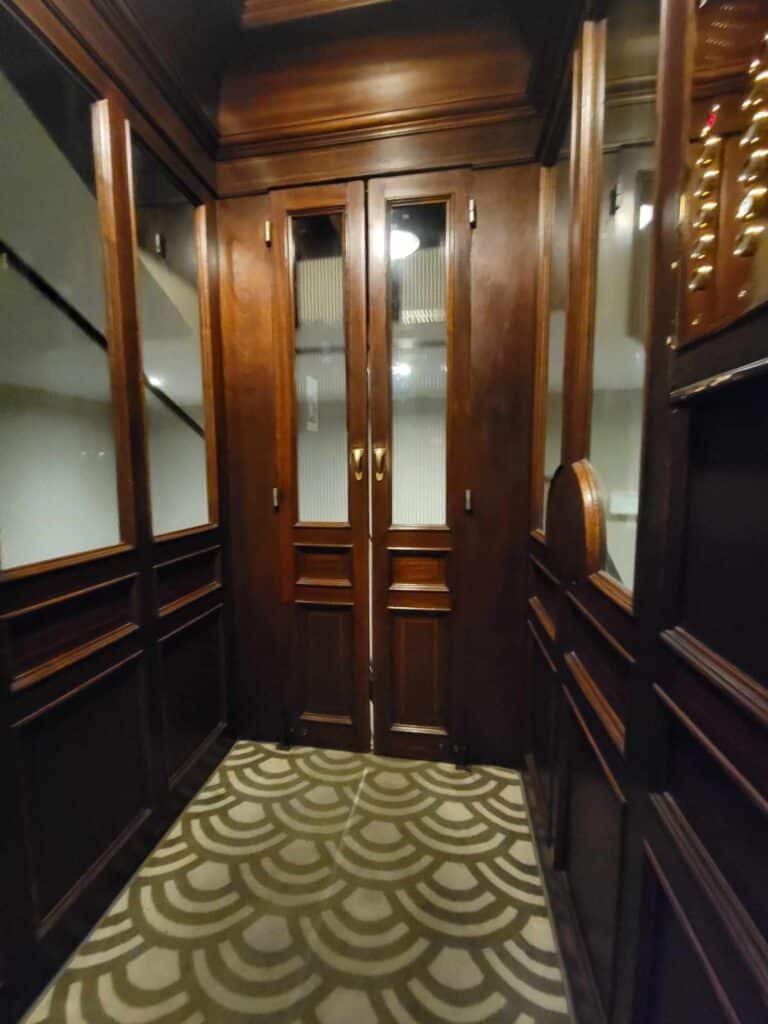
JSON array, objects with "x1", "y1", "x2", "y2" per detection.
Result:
[
  {"x1": 390, "y1": 229, "x2": 420, "y2": 260},
  {"x1": 638, "y1": 203, "x2": 654, "y2": 230},
  {"x1": 392, "y1": 361, "x2": 412, "y2": 378},
  {"x1": 149, "y1": 375, "x2": 165, "y2": 388}
]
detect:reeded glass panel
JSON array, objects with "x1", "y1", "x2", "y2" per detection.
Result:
[
  {"x1": 0, "y1": 7, "x2": 120, "y2": 569},
  {"x1": 543, "y1": 147, "x2": 571, "y2": 529},
  {"x1": 389, "y1": 203, "x2": 447, "y2": 527},
  {"x1": 131, "y1": 140, "x2": 209, "y2": 536},
  {"x1": 293, "y1": 213, "x2": 349, "y2": 524},
  {"x1": 589, "y1": 0, "x2": 660, "y2": 591}
]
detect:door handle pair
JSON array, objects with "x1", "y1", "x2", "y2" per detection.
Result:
[{"x1": 351, "y1": 446, "x2": 387, "y2": 481}]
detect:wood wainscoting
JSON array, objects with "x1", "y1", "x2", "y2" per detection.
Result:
[{"x1": 0, "y1": 11, "x2": 233, "y2": 1015}]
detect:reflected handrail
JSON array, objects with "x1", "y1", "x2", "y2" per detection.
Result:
[{"x1": 0, "y1": 238, "x2": 203, "y2": 439}]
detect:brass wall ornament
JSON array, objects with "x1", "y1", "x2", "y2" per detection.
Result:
[
  {"x1": 735, "y1": 36, "x2": 768, "y2": 260},
  {"x1": 688, "y1": 105, "x2": 722, "y2": 293}
]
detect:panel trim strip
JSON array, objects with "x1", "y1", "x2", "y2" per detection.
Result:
[
  {"x1": 661, "y1": 627, "x2": 768, "y2": 729},
  {"x1": 11, "y1": 624, "x2": 141, "y2": 694},
  {"x1": 529, "y1": 596, "x2": 556, "y2": 642},
  {"x1": 567, "y1": 591, "x2": 635, "y2": 665},
  {"x1": 643, "y1": 842, "x2": 741, "y2": 1024},
  {"x1": 651, "y1": 793, "x2": 768, "y2": 1000},
  {"x1": 527, "y1": 617, "x2": 557, "y2": 675},
  {"x1": 563, "y1": 685, "x2": 625, "y2": 804},
  {"x1": 565, "y1": 651, "x2": 626, "y2": 754},
  {"x1": 654, "y1": 685, "x2": 768, "y2": 819}
]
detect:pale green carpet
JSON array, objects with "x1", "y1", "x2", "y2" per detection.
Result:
[{"x1": 23, "y1": 743, "x2": 572, "y2": 1023}]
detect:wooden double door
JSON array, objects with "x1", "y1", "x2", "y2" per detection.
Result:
[{"x1": 271, "y1": 171, "x2": 471, "y2": 759}]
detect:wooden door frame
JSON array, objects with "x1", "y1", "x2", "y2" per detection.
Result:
[
  {"x1": 270, "y1": 181, "x2": 370, "y2": 752},
  {"x1": 367, "y1": 169, "x2": 472, "y2": 761}
]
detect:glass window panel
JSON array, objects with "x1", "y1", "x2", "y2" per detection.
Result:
[
  {"x1": 293, "y1": 213, "x2": 349, "y2": 524},
  {"x1": 543, "y1": 147, "x2": 571, "y2": 529},
  {"x1": 131, "y1": 140, "x2": 209, "y2": 536},
  {"x1": 0, "y1": 7, "x2": 106, "y2": 335},
  {"x1": 589, "y1": 0, "x2": 660, "y2": 591},
  {"x1": 0, "y1": 8, "x2": 120, "y2": 570},
  {"x1": 389, "y1": 203, "x2": 447, "y2": 527}
]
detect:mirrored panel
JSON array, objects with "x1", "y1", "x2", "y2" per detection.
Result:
[
  {"x1": 589, "y1": 0, "x2": 660, "y2": 591},
  {"x1": 292, "y1": 213, "x2": 349, "y2": 524},
  {"x1": 131, "y1": 140, "x2": 209, "y2": 536},
  {"x1": 0, "y1": 7, "x2": 120, "y2": 569},
  {"x1": 543, "y1": 138, "x2": 571, "y2": 530},
  {"x1": 389, "y1": 203, "x2": 448, "y2": 527}
]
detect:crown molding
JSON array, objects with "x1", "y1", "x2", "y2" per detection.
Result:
[
  {"x1": 217, "y1": 94, "x2": 535, "y2": 160},
  {"x1": 88, "y1": 0, "x2": 220, "y2": 155},
  {"x1": 241, "y1": 0, "x2": 393, "y2": 31}
]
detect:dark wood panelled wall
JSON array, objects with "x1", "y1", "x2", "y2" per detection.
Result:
[
  {"x1": 2, "y1": 1, "x2": 767, "y2": 1022},
  {"x1": 527, "y1": 2, "x2": 768, "y2": 1024},
  {"x1": 0, "y1": 1, "x2": 232, "y2": 1017}
]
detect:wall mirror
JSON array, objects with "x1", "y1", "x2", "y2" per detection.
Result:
[
  {"x1": 130, "y1": 138, "x2": 211, "y2": 537},
  {"x1": 588, "y1": 0, "x2": 660, "y2": 592},
  {"x1": 0, "y1": 5, "x2": 120, "y2": 570}
]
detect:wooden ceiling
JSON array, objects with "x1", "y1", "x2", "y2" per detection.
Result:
[
  {"x1": 86, "y1": 0, "x2": 580, "y2": 165},
  {"x1": 694, "y1": 0, "x2": 767, "y2": 82},
  {"x1": 241, "y1": 0, "x2": 394, "y2": 30}
]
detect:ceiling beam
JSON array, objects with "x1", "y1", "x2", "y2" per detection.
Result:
[{"x1": 241, "y1": 0, "x2": 394, "y2": 30}]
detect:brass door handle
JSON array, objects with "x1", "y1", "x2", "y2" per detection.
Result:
[
  {"x1": 351, "y1": 446, "x2": 365, "y2": 481},
  {"x1": 374, "y1": 446, "x2": 387, "y2": 482}
]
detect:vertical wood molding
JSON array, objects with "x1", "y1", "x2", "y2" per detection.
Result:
[
  {"x1": 632, "y1": 0, "x2": 694, "y2": 634},
  {"x1": 196, "y1": 205, "x2": 221, "y2": 528},
  {"x1": 562, "y1": 18, "x2": 605, "y2": 466},
  {"x1": 217, "y1": 194, "x2": 280, "y2": 740}
]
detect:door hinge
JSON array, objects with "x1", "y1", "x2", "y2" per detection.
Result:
[
  {"x1": 272, "y1": 486, "x2": 280, "y2": 510},
  {"x1": 469, "y1": 198, "x2": 477, "y2": 228},
  {"x1": 265, "y1": 219, "x2": 273, "y2": 247},
  {"x1": 464, "y1": 489, "x2": 473, "y2": 513}
]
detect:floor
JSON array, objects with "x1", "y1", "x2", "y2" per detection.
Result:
[{"x1": 22, "y1": 743, "x2": 572, "y2": 1024}]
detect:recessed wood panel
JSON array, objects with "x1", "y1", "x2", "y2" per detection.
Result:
[
  {"x1": 6, "y1": 575, "x2": 139, "y2": 686},
  {"x1": 158, "y1": 607, "x2": 225, "y2": 784},
  {"x1": 529, "y1": 554, "x2": 559, "y2": 633},
  {"x1": 563, "y1": 695, "x2": 625, "y2": 1015},
  {"x1": 296, "y1": 545, "x2": 353, "y2": 588},
  {"x1": 662, "y1": 702, "x2": 768, "y2": 946},
  {"x1": 639, "y1": 852, "x2": 736, "y2": 1024},
  {"x1": 391, "y1": 610, "x2": 448, "y2": 731},
  {"x1": 389, "y1": 550, "x2": 448, "y2": 592},
  {"x1": 15, "y1": 658, "x2": 150, "y2": 928},
  {"x1": 296, "y1": 603, "x2": 354, "y2": 721},
  {"x1": 682, "y1": 376, "x2": 768, "y2": 687},
  {"x1": 155, "y1": 546, "x2": 221, "y2": 612},
  {"x1": 527, "y1": 620, "x2": 559, "y2": 828}
]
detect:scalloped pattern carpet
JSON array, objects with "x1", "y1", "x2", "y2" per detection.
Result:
[{"x1": 22, "y1": 742, "x2": 572, "y2": 1023}]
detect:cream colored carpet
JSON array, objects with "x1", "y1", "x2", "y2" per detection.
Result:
[{"x1": 22, "y1": 742, "x2": 572, "y2": 1023}]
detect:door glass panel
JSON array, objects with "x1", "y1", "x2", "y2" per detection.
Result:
[
  {"x1": 293, "y1": 213, "x2": 349, "y2": 524},
  {"x1": 389, "y1": 203, "x2": 447, "y2": 527},
  {"x1": 130, "y1": 139, "x2": 209, "y2": 536},
  {"x1": 589, "y1": 0, "x2": 660, "y2": 591},
  {"x1": 0, "y1": 6, "x2": 121, "y2": 570}
]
